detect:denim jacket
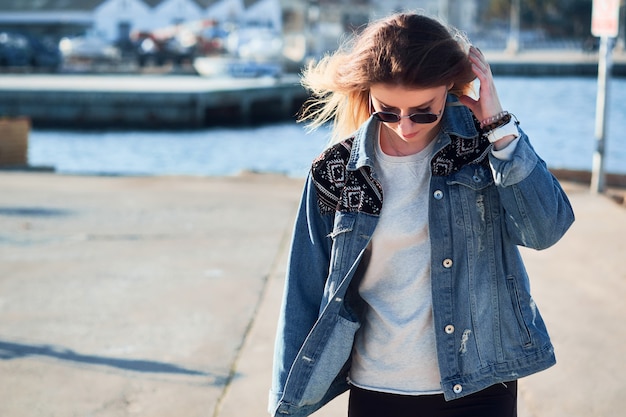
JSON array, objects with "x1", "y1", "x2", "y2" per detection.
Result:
[{"x1": 269, "y1": 97, "x2": 575, "y2": 417}]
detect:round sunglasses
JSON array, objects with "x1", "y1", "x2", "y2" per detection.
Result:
[{"x1": 369, "y1": 94, "x2": 445, "y2": 124}]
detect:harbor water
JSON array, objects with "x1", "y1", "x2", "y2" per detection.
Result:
[{"x1": 28, "y1": 76, "x2": 625, "y2": 177}]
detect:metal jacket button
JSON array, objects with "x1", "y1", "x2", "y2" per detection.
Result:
[
  {"x1": 453, "y1": 384, "x2": 463, "y2": 394},
  {"x1": 443, "y1": 258, "x2": 453, "y2": 268},
  {"x1": 433, "y1": 190, "x2": 444, "y2": 200},
  {"x1": 445, "y1": 325, "x2": 455, "y2": 334}
]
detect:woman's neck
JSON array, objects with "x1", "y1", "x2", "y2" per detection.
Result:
[{"x1": 380, "y1": 124, "x2": 441, "y2": 156}]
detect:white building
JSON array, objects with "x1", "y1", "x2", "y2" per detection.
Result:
[
  {"x1": 241, "y1": 0, "x2": 281, "y2": 30},
  {"x1": 93, "y1": 0, "x2": 153, "y2": 42},
  {"x1": 150, "y1": 0, "x2": 204, "y2": 29},
  {"x1": 93, "y1": 0, "x2": 280, "y2": 42},
  {"x1": 205, "y1": 0, "x2": 244, "y2": 23},
  {"x1": 372, "y1": 0, "x2": 478, "y2": 35},
  {"x1": 0, "y1": 0, "x2": 480, "y2": 49}
]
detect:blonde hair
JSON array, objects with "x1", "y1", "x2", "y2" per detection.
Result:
[{"x1": 298, "y1": 12, "x2": 476, "y2": 144}]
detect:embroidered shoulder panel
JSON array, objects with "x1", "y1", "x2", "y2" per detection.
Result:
[
  {"x1": 311, "y1": 138, "x2": 383, "y2": 216},
  {"x1": 431, "y1": 133, "x2": 491, "y2": 177}
]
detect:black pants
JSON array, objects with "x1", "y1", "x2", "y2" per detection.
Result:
[{"x1": 348, "y1": 381, "x2": 517, "y2": 417}]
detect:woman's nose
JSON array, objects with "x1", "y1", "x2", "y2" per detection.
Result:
[{"x1": 398, "y1": 116, "x2": 414, "y2": 130}]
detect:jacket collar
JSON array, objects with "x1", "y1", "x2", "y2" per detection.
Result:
[{"x1": 347, "y1": 94, "x2": 480, "y2": 172}]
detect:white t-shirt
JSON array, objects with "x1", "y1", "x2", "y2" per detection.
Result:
[{"x1": 350, "y1": 130, "x2": 442, "y2": 395}]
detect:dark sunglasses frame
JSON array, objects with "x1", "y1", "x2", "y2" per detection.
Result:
[{"x1": 369, "y1": 94, "x2": 444, "y2": 124}]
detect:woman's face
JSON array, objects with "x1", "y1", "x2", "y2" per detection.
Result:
[{"x1": 369, "y1": 83, "x2": 449, "y2": 155}]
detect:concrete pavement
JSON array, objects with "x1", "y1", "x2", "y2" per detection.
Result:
[
  {"x1": 1, "y1": 172, "x2": 624, "y2": 417},
  {"x1": 0, "y1": 172, "x2": 302, "y2": 417}
]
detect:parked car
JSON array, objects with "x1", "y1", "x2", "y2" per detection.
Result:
[
  {"x1": 130, "y1": 20, "x2": 228, "y2": 68},
  {"x1": 131, "y1": 29, "x2": 197, "y2": 67},
  {"x1": 0, "y1": 31, "x2": 31, "y2": 67},
  {"x1": 59, "y1": 34, "x2": 121, "y2": 64},
  {"x1": 0, "y1": 31, "x2": 61, "y2": 71},
  {"x1": 25, "y1": 34, "x2": 62, "y2": 70}
]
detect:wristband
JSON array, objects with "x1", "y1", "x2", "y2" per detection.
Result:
[
  {"x1": 481, "y1": 112, "x2": 511, "y2": 131},
  {"x1": 486, "y1": 118, "x2": 519, "y2": 143},
  {"x1": 480, "y1": 111, "x2": 509, "y2": 129}
]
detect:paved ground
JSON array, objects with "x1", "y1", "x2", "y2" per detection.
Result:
[
  {"x1": 0, "y1": 172, "x2": 302, "y2": 417},
  {"x1": 0, "y1": 172, "x2": 624, "y2": 417}
]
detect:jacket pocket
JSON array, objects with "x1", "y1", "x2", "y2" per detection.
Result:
[
  {"x1": 505, "y1": 275, "x2": 533, "y2": 347},
  {"x1": 299, "y1": 315, "x2": 360, "y2": 406},
  {"x1": 447, "y1": 164, "x2": 494, "y2": 191}
]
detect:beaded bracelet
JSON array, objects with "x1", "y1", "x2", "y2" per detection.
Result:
[
  {"x1": 480, "y1": 111, "x2": 509, "y2": 129},
  {"x1": 481, "y1": 112, "x2": 512, "y2": 132}
]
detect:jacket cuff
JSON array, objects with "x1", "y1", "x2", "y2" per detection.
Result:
[{"x1": 489, "y1": 133, "x2": 539, "y2": 187}]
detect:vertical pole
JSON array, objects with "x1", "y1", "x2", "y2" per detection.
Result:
[
  {"x1": 507, "y1": 0, "x2": 520, "y2": 54},
  {"x1": 439, "y1": 0, "x2": 449, "y2": 23},
  {"x1": 617, "y1": 2, "x2": 626, "y2": 51},
  {"x1": 591, "y1": 36, "x2": 612, "y2": 193}
]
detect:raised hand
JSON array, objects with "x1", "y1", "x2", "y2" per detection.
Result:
[{"x1": 459, "y1": 46, "x2": 504, "y2": 123}]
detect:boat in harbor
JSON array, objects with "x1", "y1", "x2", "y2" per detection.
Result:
[{"x1": 193, "y1": 26, "x2": 284, "y2": 78}]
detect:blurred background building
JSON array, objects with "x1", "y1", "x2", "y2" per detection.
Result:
[{"x1": 0, "y1": 0, "x2": 623, "y2": 74}]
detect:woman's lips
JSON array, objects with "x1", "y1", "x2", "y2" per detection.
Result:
[{"x1": 401, "y1": 131, "x2": 418, "y2": 140}]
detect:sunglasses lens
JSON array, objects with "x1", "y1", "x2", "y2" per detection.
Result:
[
  {"x1": 373, "y1": 111, "x2": 439, "y2": 124},
  {"x1": 409, "y1": 113, "x2": 438, "y2": 124},
  {"x1": 373, "y1": 112, "x2": 400, "y2": 123}
]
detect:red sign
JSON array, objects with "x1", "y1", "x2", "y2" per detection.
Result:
[{"x1": 592, "y1": 0, "x2": 620, "y2": 37}]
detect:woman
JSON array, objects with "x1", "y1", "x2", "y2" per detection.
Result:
[{"x1": 270, "y1": 12, "x2": 574, "y2": 417}]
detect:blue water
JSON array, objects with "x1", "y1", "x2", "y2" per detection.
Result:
[{"x1": 28, "y1": 76, "x2": 625, "y2": 177}]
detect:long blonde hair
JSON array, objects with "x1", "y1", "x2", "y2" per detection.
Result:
[{"x1": 298, "y1": 12, "x2": 476, "y2": 145}]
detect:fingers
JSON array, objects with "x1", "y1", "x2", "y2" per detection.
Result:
[
  {"x1": 465, "y1": 46, "x2": 504, "y2": 122},
  {"x1": 468, "y1": 46, "x2": 491, "y2": 82},
  {"x1": 458, "y1": 95, "x2": 478, "y2": 113}
]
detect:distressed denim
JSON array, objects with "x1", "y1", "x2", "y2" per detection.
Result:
[{"x1": 269, "y1": 99, "x2": 575, "y2": 417}]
